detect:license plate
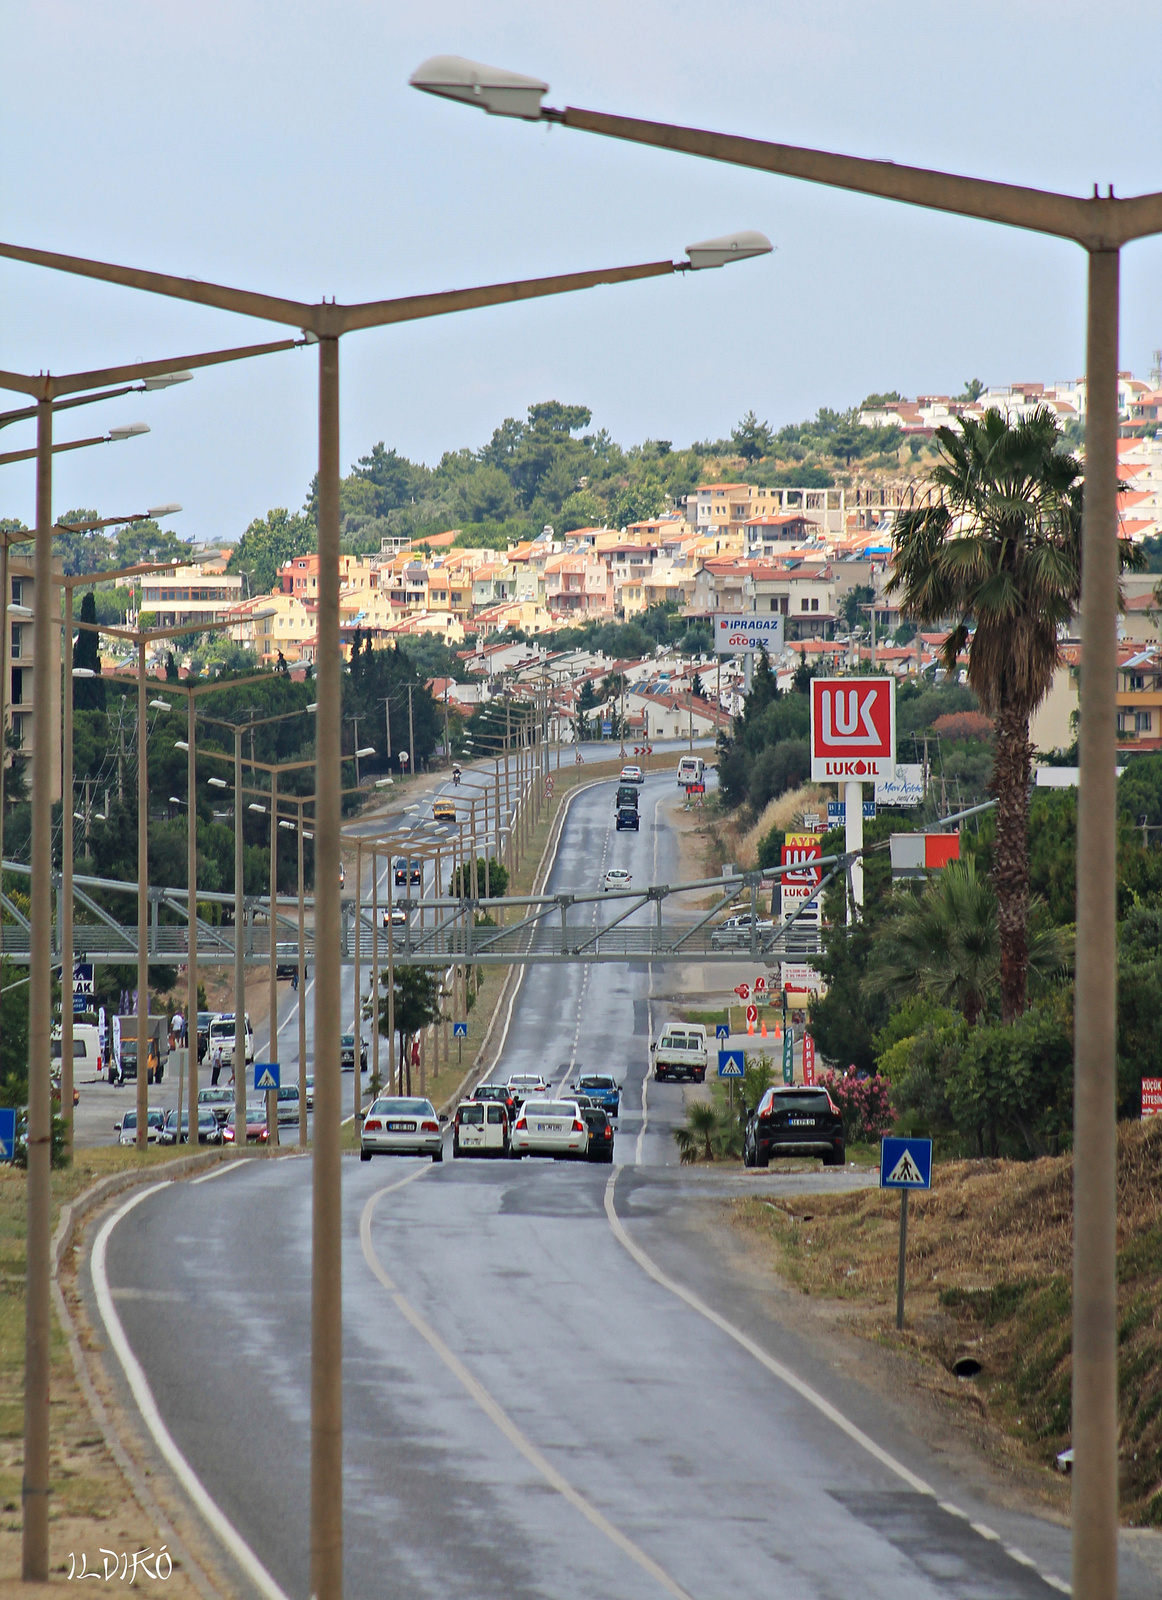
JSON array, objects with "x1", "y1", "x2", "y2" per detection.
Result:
[
  {"x1": 789, "y1": 1118, "x2": 814, "y2": 1126},
  {"x1": 536, "y1": 1122, "x2": 560, "y2": 1133},
  {"x1": 388, "y1": 1121, "x2": 416, "y2": 1132},
  {"x1": 461, "y1": 1129, "x2": 482, "y2": 1142}
]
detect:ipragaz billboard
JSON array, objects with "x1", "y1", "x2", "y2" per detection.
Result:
[{"x1": 714, "y1": 614, "x2": 785, "y2": 656}]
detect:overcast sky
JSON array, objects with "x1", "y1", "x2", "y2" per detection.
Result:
[{"x1": 2, "y1": 1, "x2": 1160, "y2": 546}]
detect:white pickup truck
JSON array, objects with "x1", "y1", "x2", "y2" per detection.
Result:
[{"x1": 651, "y1": 1023, "x2": 708, "y2": 1084}]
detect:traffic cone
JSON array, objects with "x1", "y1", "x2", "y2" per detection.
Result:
[
  {"x1": 747, "y1": 1021, "x2": 754, "y2": 1036},
  {"x1": 761, "y1": 1021, "x2": 767, "y2": 1038}
]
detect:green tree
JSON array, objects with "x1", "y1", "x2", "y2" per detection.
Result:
[
  {"x1": 227, "y1": 507, "x2": 316, "y2": 594},
  {"x1": 888, "y1": 407, "x2": 1090, "y2": 1021},
  {"x1": 72, "y1": 590, "x2": 106, "y2": 711},
  {"x1": 731, "y1": 410, "x2": 773, "y2": 462},
  {"x1": 377, "y1": 966, "x2": 442, "y2": 1094}
]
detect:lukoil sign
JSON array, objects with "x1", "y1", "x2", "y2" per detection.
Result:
[
  {"x1": 810, "y1": 677, "x2": 895, "y2": 780},
  {"x1": 714, "y1": 614, "x2": 785, "y2": 656}
]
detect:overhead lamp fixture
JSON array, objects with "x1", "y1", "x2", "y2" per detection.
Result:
[
  {"x1": 248, "y1": 803, "x2": 267, "y2": 814},
  {"x1": 141, "y1": 371, "x2": 193, "y2": 390},
  {"x1": 354, "y1": 746, "x2": 376, "y2": 759},
  {"x1": 409, "y1": 54, "x2": 549, "y2": 119},
  {"x1": 279, "y1": 819, "x2": 296, "y2": 830},
  {"x1": 303, "y1": 830, "x2": 314, "y2": 840},
  {"x1": 71, "y1": 668, "x2": 96, "y2": 678},
  {"x1": 173, "y1": 739, "x2": 190, "y2": 752},
  {"x1": 146, "y1": 503, "x2": 183, "y2": 518},
  {"x1": 169, "y1": 795, "x2": 183, "y2": 806},
  {"x1": 107, "y1": 422, "x2": 150, "y2": 441},
  {"x1": 150, "y1": 698, "x2": 171, "y2": 711},
  {"x1": 306, "y1": 702, "x2": 318, "y2": 712},
  {"x1": 375, "y1": 778, "x2": 394, "y2": 789},
  {"x1": 208, "y1": 776, "x2": 228, "y2": 789}
]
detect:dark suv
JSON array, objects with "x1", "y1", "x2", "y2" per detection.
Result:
[
  {"x1": 744, "y1": 1086, "x2": 845, "y2": 1168},
  {"x1": 616, "y1": 805, "x2": 640, "y2": 832}
]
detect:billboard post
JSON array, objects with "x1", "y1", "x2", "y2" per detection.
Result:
[{"x1": 809, "y1": 678, "x2": 895, "y2": 917}]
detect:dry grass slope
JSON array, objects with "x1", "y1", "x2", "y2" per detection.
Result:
[{"x1": 734, "y1": 1117, "x2": 1162, "y2": 1525}]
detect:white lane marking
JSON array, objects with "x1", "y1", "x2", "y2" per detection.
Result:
[
  {"x1": 635, "y1": 779, "x2": 664, "y2": 1166},
  {"x1": 190, "y1": 1158, "x2": 250, "y2": 1185},
  {"x1": 602, "y1": 1166, "x2": 935, "y2": 1498},
  {"x1": 359, "y1": 1182, "x2": 694, "y2": 1600},
  {"x1": 1041, "y1": 1577, "x2": 1072, "y2": 1594},
  {"x1": 92, "y1": 1183, "x2": 291, "y2": 1600},
  {"x1": 1005, "y1": 1548, "x2": 1038, "y2": 1568},
  {"x1": 938, "y1": 1501, "x2": 968, "y2": 1518},
  {"x1": 970, "y1": 1522, "x2": 1001, "y2": 1542}
]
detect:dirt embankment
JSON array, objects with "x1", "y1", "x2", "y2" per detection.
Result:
[{"x1": 732, "y1": 1117, "x2": 1162, "y2": 1527}]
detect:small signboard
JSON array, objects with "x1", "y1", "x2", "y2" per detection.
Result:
[
  {"x1": 875, "y1": 764, "x2": 925, "y2": 807},
  {"x1": 72, "y1": 961, "x2": 93, "y2": 996},
  {"x1": 802, "y1": 812, "x2": 821, "y2": 831},
  {"x1": 782, "y1": 1029, "x2": 793, "y2": 1085},
  {"x1": 73, "y1": 994, "x2": 88, "y2": 1015},
  {"x1": 879, "y1": 1137, "x2": 933, "y2": 1189},
  {"x1": 754, "y1": 975, "x2": 767, "y2": 994},
  {"x1": 827, "y1": 799, "x2": 877, "y2": 825},
  {"x1": 781, "y1": 962, "x2": 823, "y2": 993},
  {"x1": 802, "y1": 1033, "x2": 816, "y2": 1086},
  {"x1": 715, "y1": 1023, "x2": 730, "y2": 1040},
  {"x1": 734, "y1": 983, "x2": 750, "y2": 1000},
  {"x1": 0, "y1": 1107, "x2": 15, "y2": 1161},
  {"x1": 254, "y1": 1062, "x2": 280, "y2": 1091},
  {"x1": 1143, "y1": 1078, "x2": 1162, "y2": 1118},
  {"x1": 745, "y1": 1004, "x2": 757, "y2": 1026},
  {"x1": 601, "y1": 720, "x2": 613, "y2": 737},
  {"x1": 715, "y1": 614, "x2": 785, "y2": 657},
  {"x1": 453, "y1": 1021, "x2": 468, "y2": 1038},
  {"x1": 717, "y1": 1049, "x2": 745, "y2": 1078}
]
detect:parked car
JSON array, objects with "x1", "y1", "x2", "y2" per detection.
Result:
[
  {"x1": 571, "y1": 1073, "x2": 621, "y2": 1117},
  {"x1": 602, "y1": 868, "x2": 632, "y2": 892},
  {"x1": 159, "y1": 1108, "x2": 222, "y2": 1146},
  {"x1": 197, "y1": 1086, "x2": 236, "y2": 1128},
  {"x1": 340, "y1": 1032, "x2": 368, "y2": 1072},
  {"x1": 744, "y1": 1086, "x2": 846, "y2": 1168},
  {"x1": 223, "y1": 1103, "x2": 269, "y2": 1144},
  {"x1": 511, "y1": 1099, "x2": 588, "y2": 1160},
  {"x1": 115, "y1": 1108, "x2": 166, "y2": 1146},
  {"x1": 472, "y1": 1083, "x2": 518, "y2": 1121},
  {"x1": 578, "y1": 1104, "x2": 615, "y2": 1163},
  {"x1": 710, "y1": 914, "x2": 776, "y2": 950},
  {"x1": 360, "y1": 1097, "x2": 443, "y2": 1161},
  {"x1": 620, "y1": 765, "x2": 644, "y2": 784},
  {"x1": 505, "y1": 1072, "x2": 549, "y2": 1110},
  {"x1": 452, "y1": 1100, "x2": 510, "y2": 1158}
]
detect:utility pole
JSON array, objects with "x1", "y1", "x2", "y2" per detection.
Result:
[{"x1": 407, "y1": 684, "x2": 415, "y2": 779}]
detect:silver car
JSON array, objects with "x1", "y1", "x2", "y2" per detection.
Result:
[
  {"x1": 360, "y1": 1097, "x2": 443, "y2": 1162},
  {"x1": 710, "y1": 913, "x2": 776, "y2": 950}
]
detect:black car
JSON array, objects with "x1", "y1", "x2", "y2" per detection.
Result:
[
  {"x1": 394, "y1": 857, "x2": 423, "y2": 887},
  {"x1": 472, "y1": 1082, "x2": 518, "y2": 1121},
  {"x1": 159, "y1": 1108, "x2": 223, "y2": 1146},
  {"x1": 616, "y1": 805, "x2": 640, "y2": 832},
  {"x1": 579, "y1": 1104, "x2": 615, "y2": 1163},
  {"x1": 744, "y1": 1086, "x2": 845, "y2": 1168},
  {"x1": 615, "y1": 785, "x2": 639, "y2": 809}
]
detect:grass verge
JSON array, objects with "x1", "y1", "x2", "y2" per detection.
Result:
[{"x1": 730, "y1": 1116, "x2": 1162, "y2": 1526}]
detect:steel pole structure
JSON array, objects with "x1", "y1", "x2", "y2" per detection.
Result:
[
  {"x1": 0, "y1": 536, "x2": 8, "y2": 1057},
  {"x1": 234, "y1": 727, "x2": 245, "y2": 1136},
  {"x1": 353, "y1": 840, "x2": 362, "y2": 1124},
  {"x1": 21, "y1": 399, "x2": 53, "y2": 1581},
  {"x1": 60, "y1": 585, "x2": 75, "y2": 1151},
  {"x1": 311, "y1": 334, "x2": 343, "y2": 1600},
  {"x1": 136, "y1": 640, "x2": 149, "y2": 1148},
  {"x1": 371, "y1": 844, "x2": 380, "y2": 1095},
  {"x1": 1072, "y1": 249, "x2": 1120, "y2": 1600},
  {"x1": 187, "y1": 693, "x2": 198, "y2": 1146},
  {"x1": 267, "y1": 769, "x2": 279, "y2": 1146}
]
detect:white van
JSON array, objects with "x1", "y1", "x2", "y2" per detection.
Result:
[
  {"x1": 51, "y1": 1023, "x2": 103, "y2": 1079},
  {"x1": 208, "y1": 1014, "x2": 254, "y2": 1070},
  {"x1": 651, "y1": 1022, "x2": 708, "y2": 1083},
  {"x1": 677, "y1": 755, "x2": 705, "y2": 788}
]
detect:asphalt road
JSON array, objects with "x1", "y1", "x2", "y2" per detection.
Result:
[{"x1": 81, "y1": 770, "x2": 1156, "y2": 1599}]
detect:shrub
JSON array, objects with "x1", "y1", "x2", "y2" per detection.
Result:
[{"x1": 818, "y1": 1070, "x2": 893, "y2": 1143}]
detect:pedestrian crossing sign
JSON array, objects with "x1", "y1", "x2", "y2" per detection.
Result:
[
  {"x1": 715, "y1": 1023, "x2": 730, "y2": 1040},
  {"x1": 453, "y1": 1021, "x2": 468, "y2": 1038},
  {"x1": 254, "y1": 1062, "x2": 280, "y2": 1091},
  {"x1": 879, "y1": 1136, "x2": 932, "y2": 1189},
  {"x1": 717, "y1": 1049, "x2": 745, "y2": 1078}
]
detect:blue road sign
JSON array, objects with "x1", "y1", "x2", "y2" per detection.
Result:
[
  {"x1": 72, "y1": 961, "x2": 93, "y2": 995},
  {"x1": 715, "y1": 1023, "x2": 731, "y2": 1040},
  {"x1": 0, "y1": 1106, "x2": 15, "y2": 1160},
  {"x1": 453, "y1": 1021, "x2": 468, "y2": 1038},
  {"x1": 880, "y1": 1136, "x2": 932, "y2": 1189},
  {"x1": 717, "y1": 1049, "x2": 745, "y2": 1078},
  {"x1": 601, "y1": 720, "x2": 613, "y2": 737},
  {"x1": 254, "y1": 1062, "x2": 280, "y2": 1091},
  {"x1": 73, "y1": 993, "x2": 88, "y2": 1015}
]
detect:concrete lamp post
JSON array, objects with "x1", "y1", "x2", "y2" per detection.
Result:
[
  {"x1": 0, "y1": 224, "x2": 769, "y2": 1600},
  {"x1": 409, "y1": 52, "x2": 1162, "y2": 1599}
]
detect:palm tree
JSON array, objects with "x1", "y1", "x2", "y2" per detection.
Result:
[
  {"x1": 888, "y1": 407, "x2": 1085, "y2": 1021},
  {"x1": 867, "y1": 857, "x2": 1071, "y2": 1025},
  {"x1": 672, "y1": 1102, "x2": 721, "y2": 1163}
]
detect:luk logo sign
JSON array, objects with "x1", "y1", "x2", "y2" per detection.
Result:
[{"x1": 810, "y1": 677, "x2": 895, "y2": 781}]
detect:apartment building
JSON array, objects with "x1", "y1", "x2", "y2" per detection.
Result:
[
  {"x1": 1118, "y1": 648, "x2": 1162, "y2": 750},
  {"x1": 544, "y1": 552, "x2": 615, "y2": 619},
  {"x1": 139, "y1": 563, "x2": 245, "y2": 629},
  {"x1": 6, "y1": 559, "x2": 61, "y2": 801}
]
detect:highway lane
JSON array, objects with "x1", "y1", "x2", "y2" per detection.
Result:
[{"x1": 80, "y1": 768, "x2": 1139, "y2": 1599}]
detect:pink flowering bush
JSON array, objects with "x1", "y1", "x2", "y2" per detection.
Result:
[{"x1": 819, "y1": 1069, "x2": 894, "y2": 1144}]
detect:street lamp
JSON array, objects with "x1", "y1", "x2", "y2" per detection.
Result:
[
  {"x1": 410, "y1": 56, "x2": 1151, "y2": 1597},
  {"x1": 0, "y1": 233, "x2": 769, "y2": 1600}
]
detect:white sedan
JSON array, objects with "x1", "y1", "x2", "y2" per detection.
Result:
[
  {"x1": 512, "y1": 1099, "x2": 589, "y2": 1159},
  {"x1": 603, "y1": 868, "x2": 632, "y2": 892},
  {"x1": 360, "y1": 1097, "x2": 444, "y2": 1162},
  {"x1": 506, "y1": 1072, "x2": 550, "y2": 1107}
]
